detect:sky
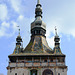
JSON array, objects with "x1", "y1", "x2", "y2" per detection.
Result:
[{"x1": 0, "y1": 0, "x2": 75, "y2": 75}]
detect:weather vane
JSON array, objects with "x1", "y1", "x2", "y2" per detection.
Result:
[
  {"x1": 55, "y1": 26, "x2": 57, "y2": 36},
  {"x1": 17, "y1": 26, "x2": 20, "y2": 35}
]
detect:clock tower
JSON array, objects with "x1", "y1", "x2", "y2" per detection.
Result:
[{"x1": 7, "y1": 0, "x2": 67, "y2": 75}]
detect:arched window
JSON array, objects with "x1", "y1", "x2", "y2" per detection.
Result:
[
  {"x1": 15, "y1": 73, "x2": 17, "y2": 75},
  {"x1": 42, "y1": 69, "x2": 53, "y2": 75},
  {"x1": 58, "y1": 73, "x2": 60, "y2": 75},
  {"x1": 30, "y1": 69, "x2": 37, "y2": 75}
]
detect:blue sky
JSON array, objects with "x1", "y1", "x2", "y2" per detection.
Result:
[{"x1": 0, "y1": 0, "x2": 75, "y2": 75}]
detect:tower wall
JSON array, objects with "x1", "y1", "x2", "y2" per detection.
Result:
[
  {"x1": 7, "y1": 68, "x2": 29, "y2": 75},
  {"x1": 7, "y1": 56, "x2": 67, "y2": 75},
  {"x1": 7, "y1": 67, "x2": 67, "y2": 75}
]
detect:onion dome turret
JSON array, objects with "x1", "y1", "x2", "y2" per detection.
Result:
[
  {"x1": 54, "y1": 27, "x2": 60, "y2": 47},
  {"x1": 13, "y1": 28, "x2": 24, "y2": 54},
  {"x1": 53, "y1": 27, "x2": 62, "y2": 55},
  {"x1": 31, "y1": 0, "x2": 46, "y2": 37},
  {"x1": 16, "y1": 29, "x2": 22, "y2": 46}
]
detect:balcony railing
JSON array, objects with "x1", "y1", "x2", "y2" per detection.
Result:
[{"x1": 9, "y1": 62, "x2": 65, "y2": 67}]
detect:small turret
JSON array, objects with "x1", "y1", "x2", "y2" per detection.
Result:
[
  {"x1": 54, "y1": 27, "x2": 60, "y2": 47},
  {"x1": 16, "y1": 29, "x2": 22, "y2": 46},
  {"x1": 37, "y1": 0, "x2": 40, "y2": 4},
  {"x1": 13, "y1": 27, "x2": 24, "y2": 54},
  {"x1": 35, "y1": 0, "x2": 42, "y2": 18},
  {"x1": 54, "y1": 27, "x2": 62, "y2": 55}
]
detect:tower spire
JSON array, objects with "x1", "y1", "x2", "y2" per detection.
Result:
[
  {"x1": 25, "y1": 0, "x2": 52, "y2": 53},
  {"x1": 19, "y1": 28, "x2": 20, "y2": 35},
  {"x1": 55, "y1": 26, "x2": 58, "y2": 36},
  {"x1": 35, "y1": 0, "x2": 42, "y2": 18},
  {"x1": 17, "y1": 26, "x2": 20, "y2": 36},
  {"x1": 31, "y1": 0, "x2": 46, "y2": 37},
  {"x1": 16, "y1": 26, "x2": 22, "y2": 46},
  {"x1": 37, "y1": 0, "x2": 40, "y2": 4},
  {"x1": 54, "y1": 27, "x2": 62, "y2": 54}
]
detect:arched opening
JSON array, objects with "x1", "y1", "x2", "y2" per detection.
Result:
[
  {"x1": 42, "y1": 69, "x2": 53, "y2": 75},
  {"x1": 30, "y1": 69, "x2": 37, "y2": 75}
]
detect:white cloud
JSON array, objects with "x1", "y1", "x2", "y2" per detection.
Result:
[
  {"x1": 45, "y1": 17, "x2": 75, "y2": 47},
  {"x1": 10, "y1": 0, "x2": 21, "y2": 13},
  {"x1": 16, "y1": 15, "x2": 34, "y2": 47},
  {"x1": 0, "y1": 21, "x2": 18, "y2": 37},
  {"x1": 45, "y1": 17, "x2": 75, "y2": 38},
  {"x1": 0, "y1": 21, "x2": 10, "y2": 37},
  {"x1": 17, "y1": 15, "x2": 34, "y2": 32},
  {"x1": 1, "y1": 21, "x2": 10, "y2": 28},
  {"x1": 0, "y1": 0, "x2": 75, "y2": 47},
  {"x1": 42, "y1": 0, "x2": 75, "y2": 39},
  {"x1": 18, "y1": 15, "x2": 24, "y2": 20},
  {"x1": 12, "y1": 21, "x2": 18, "y2": 31},
  {"x1": 47, "y1": 36, "x2": 54, "y2": 48},
  {"x1": 10, "y1": 0, "x2": 28, "y2": 15},
  {"x1": 0, "y1": 26, "x2": 6, "y2": 37},
  {"x1": 0, "y1": 4, "x2": 8, "y2": 21}
]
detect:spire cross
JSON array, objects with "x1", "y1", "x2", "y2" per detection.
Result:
[
  {"x1": 55, "y1": 26, "x2": 57, "y2": 36},
  {"x1": 17, "y1": 26, "x2": 20, "y2": 35},
  {"x1": 37, "y1": 0, "x2": 40, "y2": 4}
]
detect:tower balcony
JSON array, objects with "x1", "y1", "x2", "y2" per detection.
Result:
[{"x1": 8, "y1": 62, "x2": 65, "y2": 68}]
